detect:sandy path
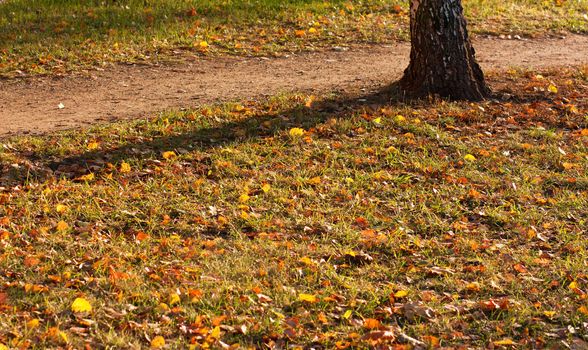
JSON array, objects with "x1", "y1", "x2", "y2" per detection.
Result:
[{"x1": 1, "y1": 35, "x2": 587, "y2": 137}]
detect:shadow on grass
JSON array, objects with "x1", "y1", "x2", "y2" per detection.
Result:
[
  {"x1": 0, "y1": 79, "x2": 570, "y2": 188},
  {"x1": 0, "y1": 82, "x2": 404, "y2": 186}
]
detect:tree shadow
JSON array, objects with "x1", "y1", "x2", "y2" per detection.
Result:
[
  {"x1": 0, "y1": 77, "x2": 576, "y2": 188},
  {"x1": 1, "y1": 82, "x2": 405, "y2": 187}
]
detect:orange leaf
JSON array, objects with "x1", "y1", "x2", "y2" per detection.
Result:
[
  {"x1": 56, "y1": 221, "x2": 69, "y2": 232},
  {"x1": 136, "y1": 231, "x2": 149, "y2": 241},
  {"x1": 363, "y1": 318, "x2": 381, "y2": 329},
  {"x1": 24, "y1": 256, "x2": 41, "y2": 267}
]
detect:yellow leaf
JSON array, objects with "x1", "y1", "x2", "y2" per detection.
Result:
[
  {"x1": 87, "y1": 141, "x2": 100, "y2": 150},
  {"x1": 238, "y1": 194, "x2": 250, "y2": 203},
  {"x1": 151, "y1": 336, "x2": 165, "y2": 348},
  {"x1": 162, "y1": 151, "x2": 177, "y2": 160},
  {"x1": 77, "y1": 173, "x2": 95, "y2": 182},
  {"x1": 394, "y1": 290, "x2": 409, "y2": 298},
  {"x1": 289, "y1": 127, "x2": 305, "y2": 137},
  {"x1": 199, "y1": 41, "x2": 209, "y2": 49},
  {"x1": 299, "y1": 256, "x2": 314, "y2": 266},
  {"x1": 59, "y1": 331, "x2": 68, "y2": 343},
  {"x1": 298, "y1": 293, "x2": 318, "y2": 303},
  {"x1": 56, "y1": 221, "x2": 69, "y2": 232},
  {"x1": 71, "y1": 297, "x2": 92, "y2": 313},
  {"x1": 209, "y1": 326, "x2": 221, "y2": 340},
  {"x1": 55, "y1": 204, "x2": 68, "y2": 213},
  {"x1": 569, "y1": 281, "x2": 579, "y2": 289},
  {"x1": 169, "y1": 293, "x2": 181, "y2": 306},
  {"x1": 120, "y1": 162, "x2": 131, "y2": 173},
  {"x1": 466, "y1": 282, "x2": 481, "y2": 292},
  {"x1": 307, "y1": 176, "x2": 321, "y2": 185},
  {"x1": 0, "y1": 344, "x2": 8, "y2": 350},
  {"x1": 562, "y1": 162, "x2": 575, "y2": 170},
  {"x1": 493, "y1": 338, "x2": 516, "y2": 346},
  {"x1": 372, "y1": 117, "x2": 382, "y2": 125},
  {"x1": 343, "y1": 309, "x2": 353, "y2": 319},
  {"x1": 308, "y1": 27, "x2": 317, "y2": 34},
  {"x1": 261, "y1": 183, "x2": 271, "y2": 193},
  {"x1": 579, "y1": 305, "x2": 588, "y2": 315},
  {"x1": 464, "y1": 154, "x2": 477, "y2": 162},
  {"x1": 548, "y1": 84, "x2": 558, "y2": 93},
  {"x1": 156, "y1": 302, "x2": 170, "y2": 313},
  {"x1": 543, "y1": 311, "x2": 556, "y2": 318},
  {"x1": 26, "y1": 318, "x2": 40, "y2": 329},
  {"x1": 394, "y1": 115, "x2": 406, "y2": 122}
]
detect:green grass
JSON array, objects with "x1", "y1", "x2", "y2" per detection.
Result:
[
  {"x1": 0, "y1": 67, "x2": 587, "y2": 348},
  {"x1": 0, "y1": 0, "x2": 587, "y2": 76}
]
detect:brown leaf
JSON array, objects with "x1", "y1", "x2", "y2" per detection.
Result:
[{"x1": 361, "y1": 330, "x2": 395, "y2": 342}]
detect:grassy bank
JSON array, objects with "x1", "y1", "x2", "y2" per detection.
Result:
[
  {"x1": 1, "y1": 0, "x2": 587, "y2": 76},
  {"x1": 0, "y1": 66, "x2": 587, "y2": 348}
]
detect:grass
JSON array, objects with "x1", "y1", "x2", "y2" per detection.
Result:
[
  {"x1": 0, "y1": 66, "x2": 587, "y2": 348},
  {"x1": 0, "y1": 0, "x2": 587, "y2": 76}
]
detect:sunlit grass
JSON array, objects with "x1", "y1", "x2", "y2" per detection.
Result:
[
  {"x1": 0, "y1": 0, "x2": 586, "y2": 76},
  {"x1": 0, "y1": 67, "x2": 587, "y2": 348}
]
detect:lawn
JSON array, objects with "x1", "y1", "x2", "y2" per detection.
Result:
[
  {"x1": 0, "y1": 67, "x2": 587, "y2": 348},
  {"x1": 0, "y1": 0, "x2": 587, "y2": 76}
]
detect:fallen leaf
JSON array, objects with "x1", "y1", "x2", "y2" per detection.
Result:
[
  {"x1": 162, "y1": 151, "x2": 177, "y2": 160},
  {"x1": 464, "y1": 154, "x2": 477, "y2": 162},
  {"x1": 238, "y1": 194, "x2": 250, "y2": 203},
  {"x1": 26, "y1": 318, "x2": 40, "y2": 329},
  {"x1": 298, "y1": 293, "x2": 318, "y2": 303},
  {"x1": 361, "y1": 330, "x2": 395, "y2": 342},
  {"x1": 71, "y1": 297, "x2": 92, "y2": 313},
  {"x1": 136, "y1": 231, "x2": 149, "y2": 241},
  {"x1": 494, "y1": 338, "x2": 516, "y2": 346},
  {"x1": 24, "y1": 256, "x2": 40, "y2": 267},
  {"x1": 120, "y1": 162, "x2": 131, "y2": 173},
  {"x1": 169, "y1": 293, "x2": 181, "y2": 305},
  {"x1": 548, "y1": 84, "x2": 558, "y2": 93},
  {"x1": 363, "y1": 318, "x2": 380, "y2": 329},
  {"x1": 56, "y1": 221, "x2": 69, "y2": 232},
  {"x1": 261, "y1": 183, "x2": 271, "y2": 193},
  {"x1": 87, "y1": 141, "x2": 100, "y2": 150},
  {"x1": 151, "y1": 336, "x2": 165, "y2": 348},
  {"x1": 289, "y1": 127, "x2": 305, "y2": 137}
]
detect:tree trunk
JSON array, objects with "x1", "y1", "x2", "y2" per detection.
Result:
[{"x1": 399, "y1": 0, "x2": 490, "y2": 101}]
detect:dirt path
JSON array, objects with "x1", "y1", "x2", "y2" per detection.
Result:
[{"x1": 1, "y1": 35, "x2": 587, "y2": 137}]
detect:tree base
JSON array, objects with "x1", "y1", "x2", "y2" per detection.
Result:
[{"x1": 400, "y1": 0, "x2": 491, "y2": 101}]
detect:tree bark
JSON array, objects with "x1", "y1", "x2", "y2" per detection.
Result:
[{"x1": 399, "y1": 0, "x2": 490, "y2": 101}]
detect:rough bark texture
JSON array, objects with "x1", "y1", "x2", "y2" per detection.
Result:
[{"x1": 400, "y1": 0, "x2": 490, "y2": 100}]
